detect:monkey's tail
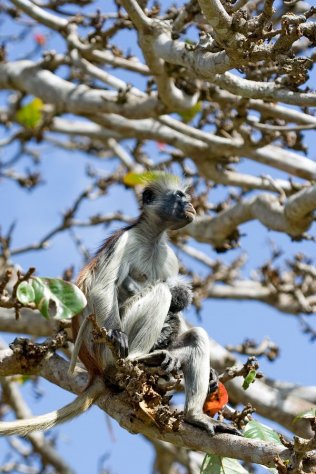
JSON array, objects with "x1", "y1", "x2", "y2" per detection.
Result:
[
  {"x1": 0, "y1": 379, "x2": 104, "y2": 436},
  {"x1": 68, "y1": 315, "x2": 90, "y2": 374}
]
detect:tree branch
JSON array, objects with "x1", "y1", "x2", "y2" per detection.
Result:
[
  {"x1": 0, "y1": 60, "x2": 164, "y2": 119},
  {"x1": 121, "y1": 0, "x2": 200, "y2": 111},
  {"x1": 185, "y1": 186, "x2": 316, "y2": 249},
  {"x1": 215, "y1": 72, "x2": 316, "y2": 107},
  {"x1": 11, "y1": 0, "x2": 67, "y2": 31},
  {"x1": 1, "y1": 348, "x2": 312, "y2": 470}
]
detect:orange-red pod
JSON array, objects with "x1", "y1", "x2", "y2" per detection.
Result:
[{"x1": 203, "y1": 382, "x2": 229, "y2": 417}]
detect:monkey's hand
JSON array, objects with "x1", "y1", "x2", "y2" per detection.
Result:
[
  {"x1": 208, "y1": 367, "x2": 219, "y2": 394},
  {"x1": 136, "y1": 350, "x2": 181, "y2": 373},
  {"x1": 107, "y1": 329, "x2": 129, "y2": 358}
]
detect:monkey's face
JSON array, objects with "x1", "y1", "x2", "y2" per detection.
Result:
[
  {"x1": 142, "y1": 187, "x2": 196, "y2": 230},
  {"x1": 163, "y1": 190, "x2": 196, "y2": 229}
]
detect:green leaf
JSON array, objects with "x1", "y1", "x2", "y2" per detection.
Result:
[
  {"x1": 31, "y1": 277, "x2": 87, "y2": 320},
  {"x1": 123, "y1": 171, "x2": 177, "y2": 187},
  {"x1": 242, "y1": 369, "x2": 257, "y2": 390},
  {"x1": 293, "y1": 407, "x2": 316, "y2": 423},
  {"x1": 243, "y1": 420, "x2": 282, "y2": 445},
  {"x1": 243, "y1": 420, "x2": 282, "y2": 473},
  {"x1": 178, "y1": 101, "x2": 202, "y2": 124},
  {"x1": 201, "y1": 454, "x2": 249, "y2": 474},
  {"x1": 16, "y1": 98, "x2": 43, "y2": 129},
  {"x1": 16, "y1": 281, "x2": 35, "y2": 304}
]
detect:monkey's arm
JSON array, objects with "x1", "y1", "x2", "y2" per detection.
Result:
[
  {"x1": 69, "y1": 233, "x2": 130, "y2": 373},
  {"x1": 89, "y1": 230, "x2": 130, "y2": 329}
]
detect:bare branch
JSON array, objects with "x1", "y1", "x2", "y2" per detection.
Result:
[
  {"x1": 197, "y1": 0, "x2": 232, "y2": 37},
  {"x1": 215, "y1": 73, "x2": 316, "y2": 107},
  {"x1": 0, "y1": 60, "x2": 164, "y2": 119},
  {"x1": 0, "y1": 348, "x2": 310, "y2": 470},
  {"x1": 11, "y1": 0, "x2": 67, "y2": 31},
  {"x1": 185, "y1": 186, "x2": 316, "y2": 249}
]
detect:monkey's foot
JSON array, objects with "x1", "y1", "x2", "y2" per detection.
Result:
[
  {"x1": 136, "y1": 350, "x2": 181, "y2": 373},
  {"x1": 184, "y1": 414, "x2": 241, "y2": 436},
  {"x1": 213, "y1": 422, "x2": 241, "y2": 436},
  {"x1": 184, "y1": 413, "x2": 216, "y2": 435}
]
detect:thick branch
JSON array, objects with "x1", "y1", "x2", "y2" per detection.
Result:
[
  {"x1": 121, "y1": 1, "x2": 199, "y2": 110},
  {"x1": 215, "y1": 73, "x2": 316, "y2": 107},
  {"x1": 197, "y1": 0, "x2": 232, "y2": 39},
  {"x1": 0, "y1": 349, "x2": 309, "y2": 470},
  {"x1": 92, "y1": 113, "x2": 316, "y2": 180},
  {"x1": 247, "y1": 145, "x2": 316, "y2": 181},
  {"x1": 11, "y1": 0, "x2": 67, "y2": 31},
  {"x1": 205, "y1": 281, "x2": 316, "y2": 315},
  {"x1": 185, "y1": 186, "x2": 316, "y2": 248},
  {"x1": 153, "y1": 34, "x2": 233, "y2": 76},
  {"x1": 0, "y1": 60, "x2": 163, "y2": 119},
  {"x1": 50, "y1": 115, "x2": 316, "y2": 186},
  {"x1": 0, "y1": 308, "x2": 58, "y2": 336}
]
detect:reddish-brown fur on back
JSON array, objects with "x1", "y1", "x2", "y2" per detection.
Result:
[
  {"x1": 72, "y1": 257, "x2": 103, "y2": 380},
  {"x1": 76, "y1": 257, "x2": 97, "y2": 292},
  {"x1": 71, "y1": 315, "x2": 102, "y2": 380}
]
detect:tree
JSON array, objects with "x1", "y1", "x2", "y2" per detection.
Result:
[{"x1": 0, "y1": 0, "x2": 316, "y2": 472}]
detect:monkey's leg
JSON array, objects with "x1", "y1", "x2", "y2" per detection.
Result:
[
  {"x1": 122, "y1": 282, "x2": 171, "y2": 359},
  {"x1": 135, "y1": 349, "x2": 181, "y2": 372},
  {"x1": 170, "y1": 328, "x2": 240, "y2": 436}
]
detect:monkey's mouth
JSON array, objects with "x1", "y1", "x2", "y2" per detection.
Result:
[{"x1": 184, "y1": 204, "x2": 196, "y2": 221}]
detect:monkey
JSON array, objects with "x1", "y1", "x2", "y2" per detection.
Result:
[
  {"x1": 68, "y1": 274, "x2": 192, "y2": 373},
  {"x1": 0, "y1": 174, "x2": 239, "y2": 437}
]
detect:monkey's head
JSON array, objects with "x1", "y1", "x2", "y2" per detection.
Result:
[{"x1": 141, "y1": 175, "x2": 196, "y2": 230}]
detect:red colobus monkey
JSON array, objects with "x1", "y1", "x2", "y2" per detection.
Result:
[{"x1": 0, "y1": 175, "x2": 239, "y2": 436}]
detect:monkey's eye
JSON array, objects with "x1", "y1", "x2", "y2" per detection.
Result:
[
  {"x1": 175, "y1": 190, "x2": 185, "y2": 199},
  {"x1": 142, "y1": 188, "x2": 155, "y2": 205}
]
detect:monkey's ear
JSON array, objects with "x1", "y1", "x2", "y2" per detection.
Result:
[{"x1": 142, "y1": 188, "x2": 155, "y2": 205}]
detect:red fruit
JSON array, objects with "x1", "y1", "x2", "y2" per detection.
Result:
[
  {"x1": 157, "y1": 142, "x2": 166, "y2": 151},
  {"x1": 203, "y1": 382, "x2": 229, "y2": 417},
  {"x1": 34, "y1": 33, "x2": 46, "y2": 46}
]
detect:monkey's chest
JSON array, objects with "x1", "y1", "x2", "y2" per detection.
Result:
[
  {"x1": 117, "y1": 259, "x2": 172, "y2": 308},
  {"x1": 128, "y1": 245, "x2": 174, "y2": 282},
  {"x1": 129, "y1": 257, "x2": 172, "y2": 285},
  {"x1": 129, "y1": 267, "x2": 148, "y2": 283}
]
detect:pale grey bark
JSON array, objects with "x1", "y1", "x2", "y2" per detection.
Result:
[
  {"x1": 0, "y1": 307, "x2": 63, "y2": 336},
  {"x1": 215, "y1": 73, "x2": 316, "y2": 107},
  {"x1": 185, "y1": 185, "x2": 316, "y2": 247}
]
